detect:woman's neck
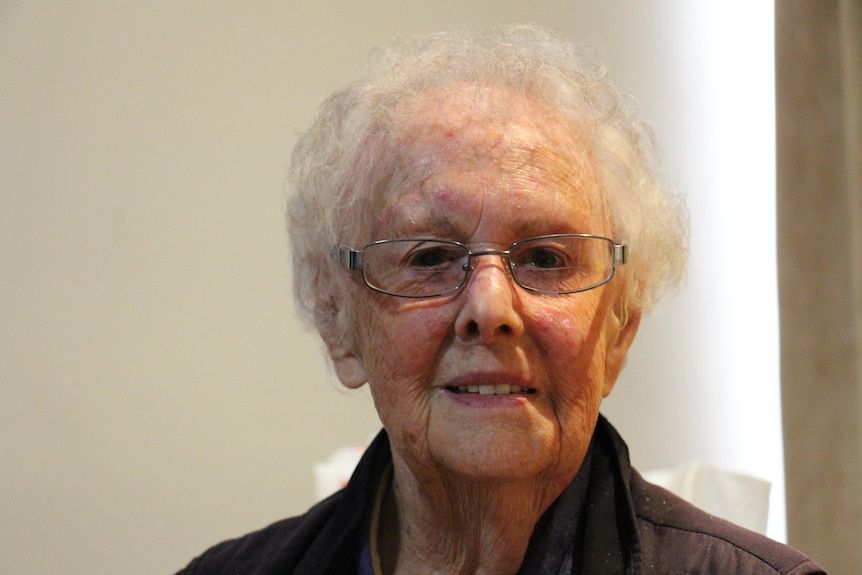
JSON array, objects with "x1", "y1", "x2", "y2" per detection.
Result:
[{"x1": 376, "y1": 458, "x2": 573, "y2": 575}]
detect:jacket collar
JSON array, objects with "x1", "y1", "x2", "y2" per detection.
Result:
[{"x1": 305, "y1": 415, "x2": 640, "y2": 575}]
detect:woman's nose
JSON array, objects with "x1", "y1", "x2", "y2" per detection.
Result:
[{"x1": 454, "y1": 257, "x2": 524, "y2": 343}]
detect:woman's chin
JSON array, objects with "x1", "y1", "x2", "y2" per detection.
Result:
[{"x1": 426, "y1": 426, "x2": 558, "y2": 484}]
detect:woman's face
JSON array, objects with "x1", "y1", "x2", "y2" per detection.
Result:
[{"x1": 332, "y1": 84, "x2": 638, "y2": 487}]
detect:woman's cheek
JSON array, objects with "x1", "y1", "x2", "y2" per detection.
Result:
[
  {"x1": 532, "y1": 301, "x2": 590, "y2": 347},
  {"x1": 535, "y1": 303, "x2": 608, "y2": 396},
  {"x1": 364, "y1": 305, "x2": 453, "y2": 382}
]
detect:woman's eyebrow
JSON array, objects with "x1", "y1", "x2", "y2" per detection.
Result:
[
  {"x1": 381, "y1": 211, "x2": 462, "y2": 238},
  {"x1": 510, "y1": 219, "x2": 594, "y2": 238}
]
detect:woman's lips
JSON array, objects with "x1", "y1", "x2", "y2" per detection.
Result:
[{"x1": 445, "y1": 384, "x2": 535, "y2": 396}]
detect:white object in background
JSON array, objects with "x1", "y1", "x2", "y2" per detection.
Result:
[
  {"x1": 312, "y1": 445, "x2": 366, "y2": 501},
  {"x1": 642, "y1": 462, "x2": 772, "y2": 535}
]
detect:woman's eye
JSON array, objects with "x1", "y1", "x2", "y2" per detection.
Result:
[
  {"x1": 519, "y1": 247, "x2": 567, "y2": 269},
  {"x1": 407, "y1": 246, "x2": 460, "y2": 268}
]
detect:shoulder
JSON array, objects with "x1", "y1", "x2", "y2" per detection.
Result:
[
  {"x1": 591, "y1": 416, "x2": 826, "y2": 574},
  {"x1": 175, "y1": 430, "x2": 393, "y2": 575},
  {"x1": 629, "y1": 472, "x2": 825, "y2": 575},
  {"x1": 175, "y1": 493, "x2": 343, "y2": 575}
]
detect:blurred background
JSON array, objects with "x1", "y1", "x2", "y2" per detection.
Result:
[{"x1": 2, "y1": 1, "x2": 847, "y2": 573}]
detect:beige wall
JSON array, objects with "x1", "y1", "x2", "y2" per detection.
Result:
[{"x1": 0, "y1": 2, "x2": 791, "y2": 573}]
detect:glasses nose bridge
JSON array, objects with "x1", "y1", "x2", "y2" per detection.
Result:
[{"x1": 464, "y1": 247, "x2": 514, "y2": 275}]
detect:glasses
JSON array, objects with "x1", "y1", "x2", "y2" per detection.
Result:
[{"x1": 331, "y1": 234, "x2": 627, "y2": 298}]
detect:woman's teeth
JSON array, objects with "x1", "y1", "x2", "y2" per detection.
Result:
[{"x1": 447, "y1": 384, "x2": 533, "y2": 395}]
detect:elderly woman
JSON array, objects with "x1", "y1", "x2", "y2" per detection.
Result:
[{"x1": 178, "y1": 26, "x2": 824, "y2": 575}]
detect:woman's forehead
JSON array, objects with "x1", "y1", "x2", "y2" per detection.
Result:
[
  {"x1": 391, "y1": 85, "x2": 595, "y2": 190},
  {"x1": 375, "y1": 180, "x2": 603, "y2": 239},
  {"x1": 369, "y1": 84, "x2": 605, "y2": 237}
]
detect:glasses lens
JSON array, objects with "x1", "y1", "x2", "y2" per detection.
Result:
[
  {"x1": 362, "y1": 240, "x2": 469, "y2": 297},
  {"x1": 509, "y1": 235, "x2": 614, "y2": 293}
]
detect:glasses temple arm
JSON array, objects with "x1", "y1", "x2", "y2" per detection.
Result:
[
  {"x1": 331, "y1": 245, "x2": 363, "y2": 270},
  {"x1": 614, "y1": 243, "x2": 628, "y2": 265}
]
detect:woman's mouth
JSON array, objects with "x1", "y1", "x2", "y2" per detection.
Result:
[{"x1": 445, "y1": 384, "x2": 536, "y2": 396}]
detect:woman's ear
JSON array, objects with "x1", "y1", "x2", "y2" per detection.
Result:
[
  {"x1": 328, "y1": 338, "x2": 369, "y2": 390},
  {"x1": 602, "y1": 302, "x2": 642, "y2": 398},
  {"x1": 317, "y1": 295, "x2": 370, "y2": 390}
]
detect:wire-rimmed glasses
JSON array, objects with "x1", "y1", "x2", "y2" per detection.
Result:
[{"x1": 331, "y1": 234, "x2": 627, "y2": 298}]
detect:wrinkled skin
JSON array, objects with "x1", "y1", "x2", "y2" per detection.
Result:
[{"x1": 326, "y1": 84, "x2": 641, "y2": 575}]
